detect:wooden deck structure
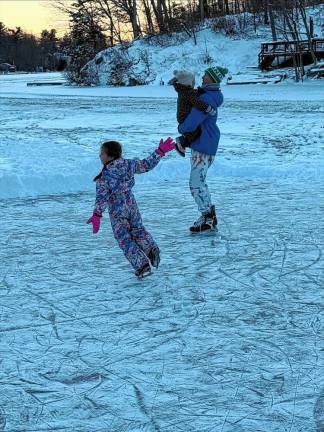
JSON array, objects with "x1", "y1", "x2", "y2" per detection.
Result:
[{"x1": 259, "y1": 38, "x2": 324, "y2": 70}]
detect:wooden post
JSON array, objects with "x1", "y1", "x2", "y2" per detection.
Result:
[{"x1": 310, "y1": 17, "x2": 314, "y2": 39}]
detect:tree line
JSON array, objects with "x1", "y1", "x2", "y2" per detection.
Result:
[
  {"x1": 0, "y1": 23, "x2": 72, "y2": 71},
  {"x1": 0, "y1": 0, "x2": 322, "y2": 73},
  {"x1": 60, "y1": 0, "x2": 323, "y2": 44}
]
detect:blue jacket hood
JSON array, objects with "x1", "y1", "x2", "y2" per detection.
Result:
[{"x1": 200, "y1": 84, "x2": 224, "y2": 109}]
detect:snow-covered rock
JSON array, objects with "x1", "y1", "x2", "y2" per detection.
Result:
[
  {"x1": 82, "y1": 44, "x2": 156, "y2": 86},
  {"x1": 82, "y1": 27, "x2": 263, "y2": 86}
]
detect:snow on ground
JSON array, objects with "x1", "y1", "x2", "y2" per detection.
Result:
[
  {"x1": 0, "y1": 73, "x2": 324, "y2": 431},
  {"x1": 1, "y1": 71, "x2": 324, "y2": 102}
]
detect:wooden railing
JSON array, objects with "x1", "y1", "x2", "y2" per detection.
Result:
[
  {"x1": 258, "y1": 38, "x2": 324, "y2": 69},
  {"x1": 260, "y1": 38, "x2": 324, "y2": 55}
]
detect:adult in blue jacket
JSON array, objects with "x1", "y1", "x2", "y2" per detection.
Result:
[{"x1": 178, "y1": 66, "x2": 226, "y2": 233}]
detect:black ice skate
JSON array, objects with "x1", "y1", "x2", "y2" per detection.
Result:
[
  {"x1": 175, "y1": 136, "x2": 186, "y2": 157},
  {"x1": 190, "y1": 205, "x2": 217, "y2": 233},
  {"x1": 148, "y1": 246, "x2": 160, "y2": 268},
  {"x1": 135, "y1": 263, "x2": 151, "y2": 279},
  {"x1": 210, "y1": 205, "x2": 217, "y2": 227}
]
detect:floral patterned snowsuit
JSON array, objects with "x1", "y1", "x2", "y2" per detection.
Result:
[{"x1": 94, "y1": 151, "x2": 161, "y2": 271}]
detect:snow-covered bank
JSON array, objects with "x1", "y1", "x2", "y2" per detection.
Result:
[
  {"x1": 1, "y1": 72, "x2": 323, "y2": 101},
  {"x1": 0, "y1": 73, "x2": 323, "y2": 199},
  {"x1": 1, "y1": 159, "x2": 323, "y2": 200}
]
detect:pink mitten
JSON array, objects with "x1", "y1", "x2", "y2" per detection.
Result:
[
  {"x1": 156, "y1": 137, "x2": 176, "y2": 157},
  {"x1": 86, "y1": 212, "x2": 102, "y2": 234}
]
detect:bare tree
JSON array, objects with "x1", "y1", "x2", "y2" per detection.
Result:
[
  {"x1": 141, "y1": 0, "x2": 155, "y2": 34},
  {"x1": 111, "y1": 0, "x2": 142, "y2": 38},
  {"x1": 53, "y1": 0, "x2": 323, "y2": 58},
  {"x1": 297, "y1": 0, "x2": 317, "y2": 63},
  {"x1": 268, "y1": 2, "x2": 278, "y2": 40},
  {"x1": 277, "y1": 1, "x2": 304, "y2": 80},
  {"x1": 96, "y1": 0, "x2": 123, "y2": 44}
]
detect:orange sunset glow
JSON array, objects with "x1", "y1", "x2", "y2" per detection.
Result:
[{"x1": 0, "y1": 0, "x2": 70, "y2": 35}]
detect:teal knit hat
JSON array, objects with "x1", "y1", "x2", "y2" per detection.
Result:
[{"x1": 205, "y1": 66, "x2": 229, "y2": 84}]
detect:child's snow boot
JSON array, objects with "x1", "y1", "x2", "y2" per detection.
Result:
[
  {"x1": 135, "y1": 263, "x2": 151, "y2": 279},
  {"x1": 148, "y1": 246, "x2": 160, "y2": 268},
  {"x1": 175, "y1": 136, "x2": 186, "y2": 157}
]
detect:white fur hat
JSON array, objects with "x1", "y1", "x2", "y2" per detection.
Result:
[{"x1": 173, "y1": 70, "x2": 195, "y2": 87}]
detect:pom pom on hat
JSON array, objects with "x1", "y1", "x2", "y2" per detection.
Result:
[{"x1": 173, "y1": 69, "x2": 195, "y2": 87}]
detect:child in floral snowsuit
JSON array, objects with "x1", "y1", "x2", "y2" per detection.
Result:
[{"x1": 87, "y1": 138, "x2": 175, "y2": 278}]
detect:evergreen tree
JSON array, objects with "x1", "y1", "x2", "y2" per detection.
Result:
[
  {"x1": 66, "y1": 0, "x2": 107, "y2": 84},
  {"x1": 40, "y1": 29, "x2": 57, "y2": 70}
]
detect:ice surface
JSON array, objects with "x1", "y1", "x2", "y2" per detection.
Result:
[
  {"x1": 0, "y1": 73, "x2": 324, "y2": 431},
  {"x1": 1, "y1": 73, "x2": 323, "y2": 200}
]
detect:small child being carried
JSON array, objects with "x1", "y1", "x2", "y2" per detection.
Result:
[
  {"x1": 87, "y1": 138, "x2": 175, "y2": 279},
  {"x1": 169, "y1": 70, "x2": 216, "y2": 157}
]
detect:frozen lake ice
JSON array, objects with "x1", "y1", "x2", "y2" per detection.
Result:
[{"x1": 0, "y1": 73, "x2": 323, "y2": 431}]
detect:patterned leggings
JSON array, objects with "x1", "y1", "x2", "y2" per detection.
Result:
[
  {"x1": 110, "y1": 201, "x2": 157, "y2": 272},
  {"x1": 189, "y1": 150, "x2": 215, "y2": 214}
]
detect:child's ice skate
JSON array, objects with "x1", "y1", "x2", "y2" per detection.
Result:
[
  {"x1": 135, "y1": 263, "x2": 152, "y2": 279},
  {"x1": 190, "y1": 205, "x2": 217, "y2": 233},
  {"x1": 148, "y1": 246, "x2": 160, "y2": 268},
  {"x1": 175, "y1": 136, "x2": 186, "y2": 157}
]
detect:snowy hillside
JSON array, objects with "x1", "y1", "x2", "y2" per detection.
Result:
[
  {"x1": 82, "y1": 29, "x2": 262, "y2": 86},
  {"x1": 82, "y1": 5, "x2": 324, "y2": 86}
]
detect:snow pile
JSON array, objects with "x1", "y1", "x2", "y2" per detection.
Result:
[
  {"x1": 0, "y1": 159, "x2": 96, "y2": 199},
  {"x1": 1, "y1": 156, "x2": 323, "y2": 200}
]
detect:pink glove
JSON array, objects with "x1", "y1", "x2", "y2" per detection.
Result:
[
  {"x1": 156, "y1": 137, "x2": 176, "y2": 157},
  {"x1": 87, "y1": 211, "x2": 102, "y2": 234}
]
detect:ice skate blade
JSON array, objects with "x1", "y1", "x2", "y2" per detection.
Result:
[
  {"x1": 136, "y1": 269, "x2": 152, "y2": 280},
  {"x1": 175, "y1": 144, "x2": 185, "y2": 157},
  {"x1": 190, "y1": 227, "x2": 218, "y2": 235},
  {"x1": 148, "y1": 247, "x2": 160, "y2": 269}
]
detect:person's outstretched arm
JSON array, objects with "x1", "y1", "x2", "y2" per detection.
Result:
[
  {"x1": 131, "y1": 137, "x2": 175, "y2": 174},
  {"x1": 93, "y1": 178, "x2": 109, "y2": 215},
  {"x1": 87, "y1": 178, "x2": 109, "y2": 234}
]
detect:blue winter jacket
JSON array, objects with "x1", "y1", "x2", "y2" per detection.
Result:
[{"x1": 178, "y1": 84, "x2": 224, "y2": 156}]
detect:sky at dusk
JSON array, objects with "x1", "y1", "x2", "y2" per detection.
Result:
[{"x1": 0, "y1": 0, "x2": 70, "y2": 35}]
